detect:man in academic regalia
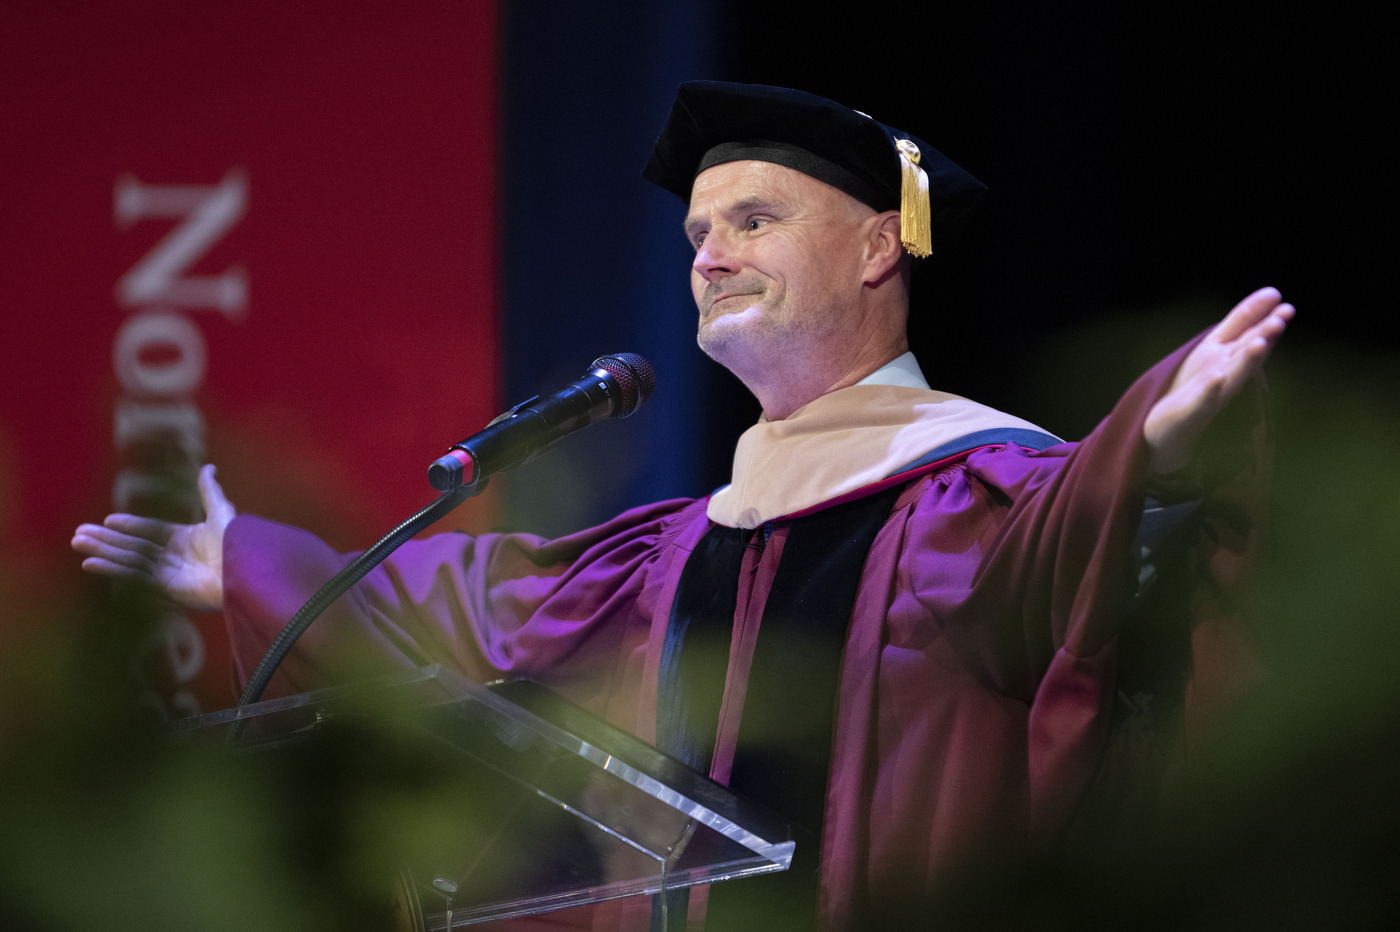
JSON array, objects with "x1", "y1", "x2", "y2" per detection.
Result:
[{"x1": 73, "y1": 82, "x2": 1293, "y2": 930}]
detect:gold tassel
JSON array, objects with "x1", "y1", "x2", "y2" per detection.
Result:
[{"x1": 896, "y1": 138, "x2": 932, "y2": 258}]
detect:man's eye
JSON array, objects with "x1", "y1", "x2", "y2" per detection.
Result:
[
  {"x1": 693, "y1": 233, "x2": 706, "y2": 248},
  {"x1": 748, "y1": 218, "x2": 764, "y2": 231}
]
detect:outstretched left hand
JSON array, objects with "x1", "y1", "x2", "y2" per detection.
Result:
[{"x1": 1143, "y1": 287, "x2": 1294, "y2": 475}]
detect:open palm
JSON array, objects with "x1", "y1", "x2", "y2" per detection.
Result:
[
  {"x1": 71, "y1": 464, "x2": 235, "y2": 612},
  {"x1": 1143, "y1": 287, "x2": 1294, "y2": 474}
]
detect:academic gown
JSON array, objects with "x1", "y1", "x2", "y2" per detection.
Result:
[{"x1": 222, "y1": 336, "x2": 1265, "y2": 930}]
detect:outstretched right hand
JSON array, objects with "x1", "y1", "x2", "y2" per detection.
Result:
[{"x1": 71, "y1": 464, "x2": 236, "y2": 612}]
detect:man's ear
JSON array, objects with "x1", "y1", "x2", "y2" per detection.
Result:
[{"x1": 862, "y1": 210, "x2": 905, "y2": 286}]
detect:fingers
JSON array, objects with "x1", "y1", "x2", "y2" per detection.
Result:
[
  {"x1": 1245, "y1": 307, "x2": 1291, "y2": 356},
  {"x1": 73, "y1": 523, "x2": 165, "y2": 560},
  {"x1": 197, "y1": 464, "x2": 236, "y2": 525},
  {"x1": 78, "y1": 557, "x2": 153, "y2": 581},
  {"x1": 1234, "y1": 299, "x2": 1294, "y2": 365},
  {"x1": 71, "y1": 526, "x2": 159, "y2": 576},
  {"x1": 1214, "y1": 286, "x2": 1283, "y2": 343},
  {"x1": 102, "y1": 513, "x2": 177, "y2": 545},
  {"x1": 1207, "y1": 301, "x2": 1292, "y2": 401},
  {"x1": 1148, "y1": 289, "x2": 1294, "y2": 474}
]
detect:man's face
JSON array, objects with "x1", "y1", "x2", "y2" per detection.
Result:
[{"x1": 684, "y1": 160, "x2": 874, "y2": 368}]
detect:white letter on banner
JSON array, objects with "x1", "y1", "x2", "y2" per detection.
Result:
[
  {"x1": 112, "y1": 469, "x2": 198, "y2": 512},
  {"x1": 114, "y1": 169, "x2": 248, "y2": 319},
  {"x1": 113, "y1": 311, "x2": 208, "y2": 396},
  {"x1": 163, "y1": 613, "x2": 206, "y2": 685},
  {"x1": 114, "y1": 401, "x2": 205, "y2": 463}
]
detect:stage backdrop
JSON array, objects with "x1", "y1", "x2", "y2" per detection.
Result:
[{"x1": 0, "y1": 1, "x2": 499, "y2": 716}]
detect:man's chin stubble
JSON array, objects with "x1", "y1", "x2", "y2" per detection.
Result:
[
  {"x1": 697, "y1": 314, "x2": 757, "y2": 366},
  {"x1": 696, "y1": 314, "x2": 807, "y2": 373}
]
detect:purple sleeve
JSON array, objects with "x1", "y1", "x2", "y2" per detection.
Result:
[
  {"x1": 222, "y1": 497, "x2": 700, "y2": 708},
  {"x1": 903, "y1": 335, "x2": 1219, "y2": 832}
]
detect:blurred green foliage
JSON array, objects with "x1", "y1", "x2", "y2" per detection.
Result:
[
  {"x1": 3, "y1": 311, "x2": 1397, "y2": 930},
  {"x1": 877, "y1": 313, "x2": 1400, "y2": 929},
  {"x1": 0, "y1": 584, "x2": 492, "y2": 931}
]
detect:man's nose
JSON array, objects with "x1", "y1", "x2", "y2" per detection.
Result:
[{"x1": 692, "y1": 228, "x2": 738, "y2": 282}]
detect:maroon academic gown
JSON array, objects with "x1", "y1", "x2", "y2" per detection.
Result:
[{"x1": 222, "y1": 337, "x2": 1264, "y2": 930}]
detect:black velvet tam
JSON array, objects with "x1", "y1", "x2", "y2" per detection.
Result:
[{"x1": 643, "y1": 80, "x2": 986, "y2": 246}]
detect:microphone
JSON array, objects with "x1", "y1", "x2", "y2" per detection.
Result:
[{"x1": 428, "y1": 353, "x2": 656, "y2": 492}]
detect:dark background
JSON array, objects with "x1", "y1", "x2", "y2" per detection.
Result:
[
  {"x1": 711, "y1": 0, "x2": 1388, "y2": 458},
  {"x1": 498, "y1": 0, "x2": 1387, "y2": 535},
  {"x1": 2, "y1": 4, "x2": 1394, "y2": 927},
  {"x1": 696, "y1": 9, "x2": 1400, "y2": 924}
]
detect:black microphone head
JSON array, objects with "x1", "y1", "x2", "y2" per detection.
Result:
[{"x1": 591, "y1": 353, "x2": 656, "y2": 418}]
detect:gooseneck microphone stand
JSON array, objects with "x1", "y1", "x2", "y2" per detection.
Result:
[
  {"x1": 233, "y1": 484, "x2": 477, "y2": 710},
  {"x1": 230, "y1": 353, "x2": 655, "y2": 725}
]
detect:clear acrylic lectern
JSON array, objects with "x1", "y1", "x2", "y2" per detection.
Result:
[{"x1": 179, "y1": 665, "x2": 796, "y2": 930}]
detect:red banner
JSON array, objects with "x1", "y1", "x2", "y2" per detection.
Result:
[{"x1": 1, "y1": 1, "x2": 499, "y2": 715}]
